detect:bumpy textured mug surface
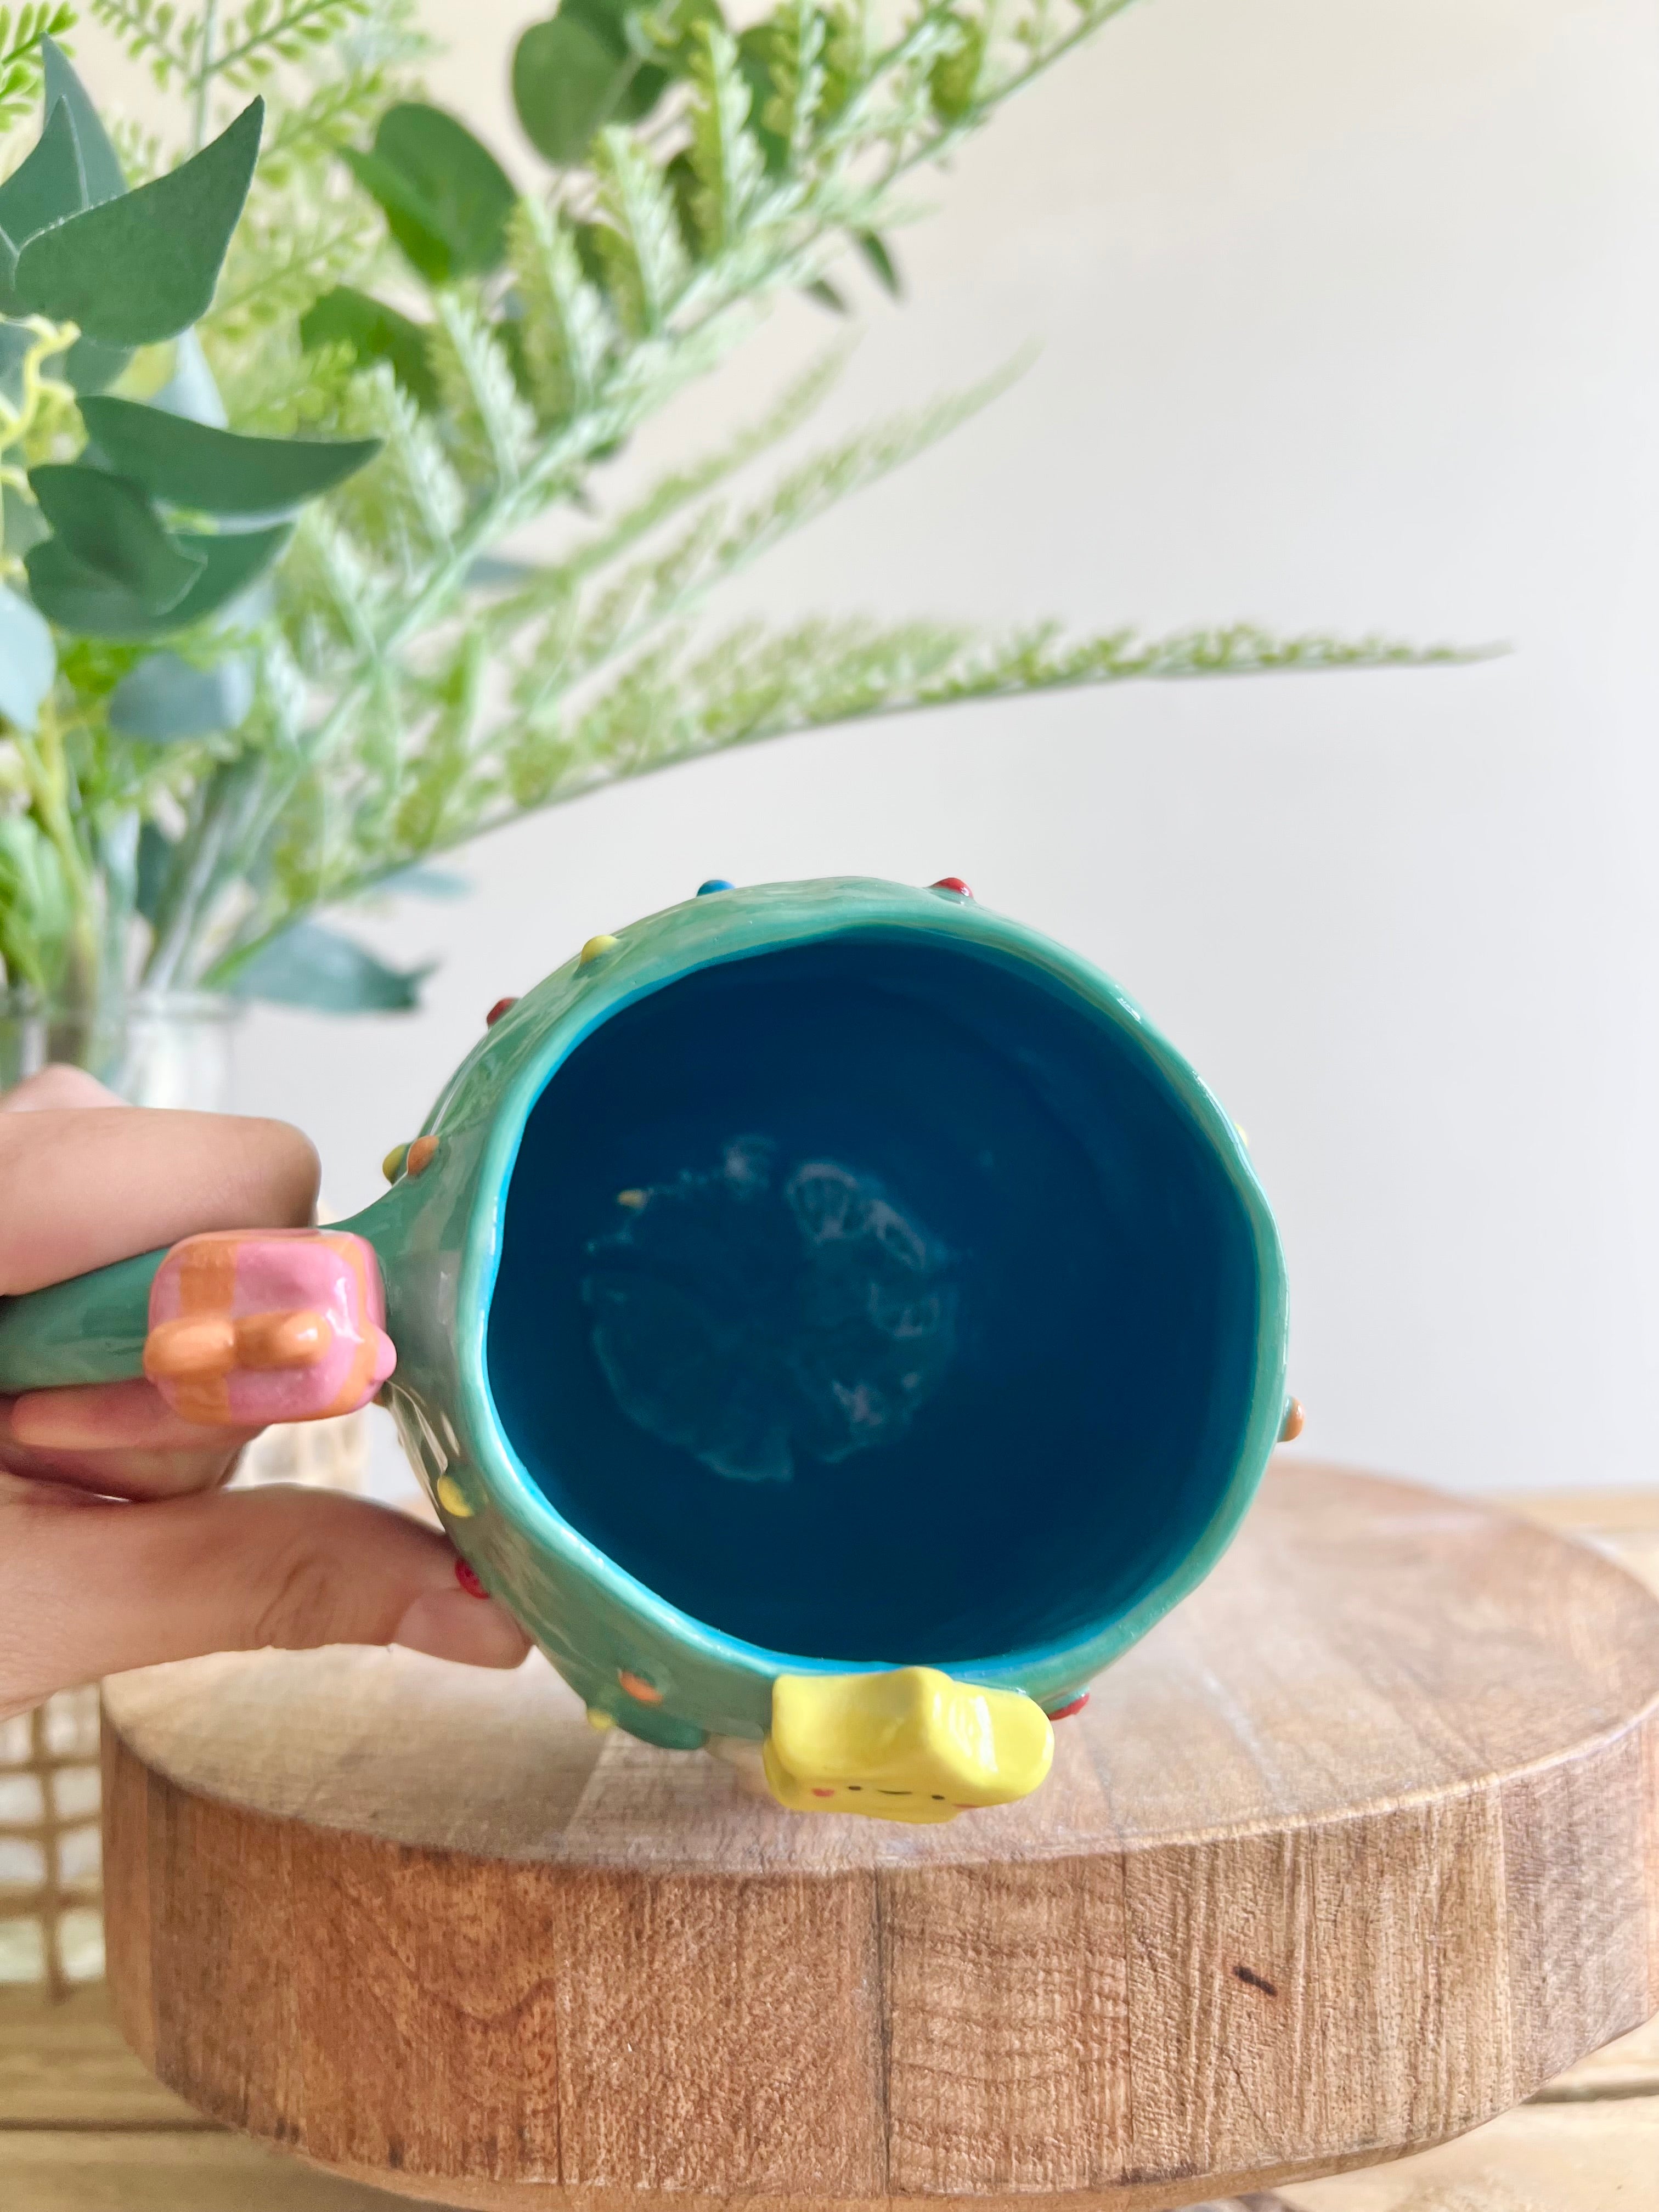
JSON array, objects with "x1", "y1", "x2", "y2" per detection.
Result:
[{"x1": 0, "y1": 876, "x2": 1290, "y2": 1817}]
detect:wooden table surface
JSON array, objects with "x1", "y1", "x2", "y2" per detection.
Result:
[{"x1": 3, "y1": 1483, "x2": 1656, "y2": 2212}]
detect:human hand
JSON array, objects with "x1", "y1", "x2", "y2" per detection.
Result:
[{"x1": 0, "y1": 1067, "x2": 530, "y2": 1722}]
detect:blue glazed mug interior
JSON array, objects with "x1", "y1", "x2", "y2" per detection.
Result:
[{"x1": 485, "y1": 929, "x2": 1265, "y2": 1668}]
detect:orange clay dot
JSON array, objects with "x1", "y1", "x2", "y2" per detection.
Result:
[
  {"x1": 1279, "y1": 1396, "x2": 1306, "y2": 1442},
  {"x1": 618, "y1": 1669, "x2": 663, "y2": 1705},
  {"x1": 406, "y1": 1135, "x2": 439, "y2": 1178},
  {"x1": 579, "y1": 934, "x2": 619, "y2": 964},
  {"x1": 812, "y1": 1787, "x2": 835, "y2": 1798},
  {"x1": 486, "y1": 996, "x2": 518, "y2": 1027},
  {"x1": 454, "y1": 1558, "x2": 487, "y2": 1599}
]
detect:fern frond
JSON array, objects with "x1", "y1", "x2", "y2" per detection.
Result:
[
  {"x1": 769, "y1": 0, "x2": 827, "y2": 168},
  {"x1": 428, "y1": 295, "x2": 535, "y2": 492},
  {"x1": 555, "y1": 343, "x2": 849, "y2": 587},
  {"x1": 330, "y1": 363, "x2": 464, "y2": 575},
  {"x1": 507, "y1": 197, "x2": 612, "y2": 427},
  {"x1": 207, "y1": 196, "x2": 382, "y2": 343},
  {"x1": 0, "y1": 3, "x2": 76, "y2": 135},
  {"x1": 687, "y1": 24, "x2": 765, "y2": 253},
  {"x1": 205, "y1": 0, "x2": 369, "y2": 90},
  {"x1": 592, "y1": 126, "x2": 689, "y2": 336}
]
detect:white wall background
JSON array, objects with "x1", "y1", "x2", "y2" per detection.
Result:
[{"x1": 232, "y1": 0, "x2": 1659, "y2": 1496}]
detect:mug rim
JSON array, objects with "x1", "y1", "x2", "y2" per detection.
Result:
[{"x1": 449, "y1": 877, "x2": 1288, "y2": 1701}]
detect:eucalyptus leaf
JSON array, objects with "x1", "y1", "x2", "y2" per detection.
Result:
[
  {"x1": 109, "y1": 651, "x2": 255, "y2": 740},
  {"x1": 40, "y1": 38, "x2": 126, "y2": 206},
  {"x1": 0, "y1": 584, "x2": 55, "y2": 732},
  {"x1": 803, "y1": 277, "x2": 848, "y2": 314},
  {"x1": 61, "y1": 336, "x2": 134, "y2": 394},
  {"x1": 343, "y1": 105, "x2": 515, "y2": 284},
  {"x1": 513, "y1": 8, "x2": 665, "y2": 167},
  {"x1": 0, "y1": 320, "x2": 31, "y2": 407},
  {"x1": 25, "y1": 521, "x2": 291, "y2": 639},
  {"x1": 2, "y1": 483, "x2": 48, "y2": 558},
  {"x1": 229, "y1": 921, "x2": 432, "y2": 1012},
  {"x1": 15, "y1": 100, "x2": 263, "y2": 347},
  {"x1": 29, "y1": 465, "x2": 206, "y2": 612},
  {"x1": 300, "y1": 287, "x2": 439, "y2": 411},
  {"x1": 0, "y1": 102, "x2": 86, "y2": 314},
  {"x1": 77, "y1": 398, "x2": 380, "y2": 516}
]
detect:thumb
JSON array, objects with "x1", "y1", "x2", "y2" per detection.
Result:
[{"x1": 1, "y1": 1483, "x2": 531, "y2": 1714}]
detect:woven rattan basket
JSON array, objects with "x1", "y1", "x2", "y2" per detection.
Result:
[{"x1": 0, "y1": 1408, "x2": 370, "y2": 1994}]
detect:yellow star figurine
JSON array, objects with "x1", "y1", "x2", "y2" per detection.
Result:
[{"x1": 763, "y1": 1665, "x2": 1054, "y2": 1823}]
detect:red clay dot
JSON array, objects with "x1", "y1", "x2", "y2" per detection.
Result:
[
  {"x1": 1048, "y1": 1691, "x2": 1090, "y2": 1722},
  {"x1": 812, "y1": 1787, "x2": 836, "y2": 1798},
  {"x1": 486, "y1": 996, "x2": 519, "y2": 1027},
  {"x1": 454, "y1": 1558, "x2": 487, "y2": 1599},
  {"x1": 930, "y1": 877, "x2": 973, "y2": 898}
]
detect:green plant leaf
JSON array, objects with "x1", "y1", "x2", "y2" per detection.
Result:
[
  {"x1": 802, "y1": 275, "x2": 848, "y2": 313},
  {"x1": 228, "y1": 919, "x2": 431, "y2": 1011},
  {"x1": 109, "y1": 651, "x2": 256, "y2": 740},
  {"x1": 929, "y1": 15, "x2": 984, "y2": 123},
  {"x1": 40, "y1": 37, "x2": 126, "y2": 207},
  {"x1": 513, "y1": 3, "x2": 669, "y2": 168},
  {"x1": 15, "y1": 99, "x2": 263, "y2": 347},
  {"x1": 343, "y1": 104, "x2": 515, "y2": 284},
  {"x1": 0, "y1": 582, "x2": 55, "y2": 732},
  {"x1": 25, "y1": 521, "x2": 291, "y2": 639},
  {"x1": 0, "y1": 319, "x2": 31, "y2": 406},
  {"x1": 0, "y1": 813, "x2": 70, "y2": 994},
  {"x1": 300, "y1": 286, "x2": 439, "y2": 411},
  {"x1": 2, "y1": 482, "x2": 48, "y2": 557},
  {"x1": 0, "y1": 100, "x2": 85, "y2": 314},
  {"x1": 856, "y1": 230, "x2": 900, "y2": 297},
  {"x1": 60, "y1": 335, "x2": 134, "y2": 394},
  {"x1": 77, "y1": 397, "x2": 381, "y2": 516},
  {"x1": 735, "y1": 25, "x2": 790, "y2": 174},
  {"x1": 28, "y1": 465, "x2": 207, "y2": 612},
  {"x1": 135, "y1": 819, "x2": 173, "y2": 924}
]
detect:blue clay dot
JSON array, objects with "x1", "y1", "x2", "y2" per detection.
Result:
[{"x1": 697, "y1": 879, "x2": 735, "y2": 895}]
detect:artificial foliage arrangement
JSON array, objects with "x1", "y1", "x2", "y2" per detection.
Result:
[{"x1": 0, "y1": 0, "x2": 1445, "y2": 1065}]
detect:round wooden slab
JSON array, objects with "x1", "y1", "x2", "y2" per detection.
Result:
[{"x1": 100, "y1": 1464, "x2": 1659, "y2": 2212}]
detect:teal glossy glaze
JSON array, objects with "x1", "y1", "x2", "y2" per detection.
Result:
[{"x1": 0, "y1": 879, "x2": 1289, "y2": 1750}]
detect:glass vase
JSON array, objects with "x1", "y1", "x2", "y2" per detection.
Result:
[{"x1": 0, "y1": 989, "x2": 44, "y2": 1092}]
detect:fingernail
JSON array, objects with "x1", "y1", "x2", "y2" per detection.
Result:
[{"x1": 394, "y1": 1589, "x2": 531, "y2": 1669}]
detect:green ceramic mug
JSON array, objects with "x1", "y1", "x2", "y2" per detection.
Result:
[{"x1": 0, "y1": 876, "x2": 1293, "y2": 1821}]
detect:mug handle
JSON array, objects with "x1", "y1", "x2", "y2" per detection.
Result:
[{"x1": 0, "y1": 1229, "x2": 394, "y2": 1426}]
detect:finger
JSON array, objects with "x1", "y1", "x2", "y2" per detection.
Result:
[
  {"x1": 7, "y1": 1379, "x2": 255, "y2": 1457},
  {"x1": 0, "y1": 1107, "x2": 320, "y2": 1295},
  {"x1": 0, "y1": 1384, "x2": 250, "y2": 1498},
  {"x1": 0, "y1": 1484, "x2": 532, "y2": 1714},
  {"x1": 0, "y1": 1065, "x2": 119, "y2": 1113}
]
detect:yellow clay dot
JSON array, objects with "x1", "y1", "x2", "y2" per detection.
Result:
[
  {"x1": 616, "y1": 1189, "x2": 647, "y2": 1210},
  {"x1": 435, "y1": 1474, "x2": 474, "y2": 1519},
  {"x1": 405, "y1": 1134, "x2": 439, "y2": 1178},
  {"x1": 382, "y1": 1142, "x2": 410, "y2": 1183},
  {"x1": 586, "y1": 1707, "x2": 616, "y2": 1731},
  {"x1": 579, "y1": 934, "x2": 619, "y2": 964},
  {"x1": 618, "y1": 1669, "x2": 663, "y2": 1705}
]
